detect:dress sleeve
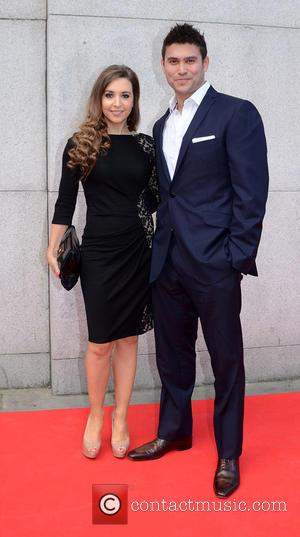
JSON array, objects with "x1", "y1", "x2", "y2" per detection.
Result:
[
  {"x1": 145, "y1": 162, "x2": 160, "y2": 214},
  {"x1": 142, "y1": 135, "x2": 160, "y2": 213},
  {"x1": 52, "y1": 139, "x2": 80, "y2": 226}
]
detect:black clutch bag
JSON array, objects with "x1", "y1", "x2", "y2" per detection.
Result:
[{"x1": 57, "y1": 225, "x2": 81, "y2": 291}]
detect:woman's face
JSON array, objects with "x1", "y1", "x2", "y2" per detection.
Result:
[{"x1": 101, "y1": 77, "x2": 134, "y2": 130}]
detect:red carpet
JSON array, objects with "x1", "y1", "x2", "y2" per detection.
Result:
[{"x1": 0, "y1": 392, "x2": 299, "y2": 536}]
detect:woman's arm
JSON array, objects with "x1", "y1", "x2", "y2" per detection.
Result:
[
  {"x1": 146, "y1": 164, "x2": 160, "y2": 213},
  {"x1": 137, "y1": 134, "x2": 160, "y2": 213},
  {"x1": 47, "y1": 139, "x2": 80, "y2": 277}
]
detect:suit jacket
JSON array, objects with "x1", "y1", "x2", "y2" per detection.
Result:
[{"x1": 150, "y1": 85, "x2": 269, "y2": 285}]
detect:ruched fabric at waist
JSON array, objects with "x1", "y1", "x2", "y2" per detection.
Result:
[{"x1": 82, "y1": 214, "x2": 143, "y2": 240}]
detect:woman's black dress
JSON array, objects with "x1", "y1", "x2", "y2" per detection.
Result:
[{"x1": 52, "y1": 133, "x2": 159, "y2": 343}]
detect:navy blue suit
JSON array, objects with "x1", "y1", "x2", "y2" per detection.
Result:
[{"x1": 151, "y1": 85, "x2": 269, "y2": 458}]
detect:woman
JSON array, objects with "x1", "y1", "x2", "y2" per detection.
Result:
[{"x1": 47, "y1": 65, "x2": 159, "y2": 459}]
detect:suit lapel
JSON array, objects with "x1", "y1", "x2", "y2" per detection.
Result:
[
  {"x1": 173, "y1": 86, "x2": 218, "y2": 180},
  {"x1": 156, "y1": 109, "x2": 172, "y2": 183}
]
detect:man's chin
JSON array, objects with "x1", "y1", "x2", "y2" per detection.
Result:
[
  {"x1": 175, "y1": 81, "x2": 196, "y2": 91},
  {"x1": 175, "y1": 87, "x2": 194, "y2": 98}
]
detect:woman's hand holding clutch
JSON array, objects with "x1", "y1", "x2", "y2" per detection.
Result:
[{"x1": 47, "y1": 223, "x2": 68, "y2": 277}]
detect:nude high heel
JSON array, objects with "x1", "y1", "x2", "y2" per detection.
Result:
[
  {"x1": 82, "y1": 413, "x2": 102, "y2": 459},
  {"x1": 111, "y1": 411, "x2": 130, "y2": 458}
]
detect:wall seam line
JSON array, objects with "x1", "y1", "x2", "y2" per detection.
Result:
[
  {"x1": 46, "y1": 13, "x2": 300, "y2": 31},
  {"x1": 45, "y1": 0, "x2": 52, "y2": 391}
]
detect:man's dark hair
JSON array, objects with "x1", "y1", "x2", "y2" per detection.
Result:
[{"x1": 162, "y1": 23, "x2": 207, "y2": 61}]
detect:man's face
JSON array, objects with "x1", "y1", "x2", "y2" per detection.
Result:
[{"x1": 162, "y1": 43, "x2": 209, "y2": 99}]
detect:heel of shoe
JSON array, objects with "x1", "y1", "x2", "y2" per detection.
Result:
[{"x1": 175, "y1": 437, "x2": 192, "y2": 451}]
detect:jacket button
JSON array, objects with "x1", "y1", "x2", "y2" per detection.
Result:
[{"x1": 170, "y1": 227, "x2": 174, "y2": 232}]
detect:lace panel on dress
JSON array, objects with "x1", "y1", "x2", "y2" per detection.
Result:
[{"x1": 135, "y1": 133, "x2": 159, "y2": 248}]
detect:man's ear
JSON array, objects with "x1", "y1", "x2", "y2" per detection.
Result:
[{"x1": 203, "y1": 56, "x2": 209, "y2": 72}]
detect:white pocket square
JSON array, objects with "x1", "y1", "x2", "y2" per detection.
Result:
[{"x1": 192, "y1": 135, "x2": 216, "y2": 143}]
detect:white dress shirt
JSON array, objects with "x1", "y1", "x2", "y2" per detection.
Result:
[{"x1": 163, "y1": 81, "x2": 210, "y2": 180}]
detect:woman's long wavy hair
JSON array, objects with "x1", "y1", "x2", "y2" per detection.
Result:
[{"x1": 67, "y1": 65, "x2": 140, "y2": 180}]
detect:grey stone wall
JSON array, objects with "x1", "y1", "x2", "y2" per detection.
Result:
[
  {"x1": 0, "y1": 3, "x2": 49, "y2": 389},
  {"x1": 0, "y1": 1, "x2": 299, "y2": 394}
]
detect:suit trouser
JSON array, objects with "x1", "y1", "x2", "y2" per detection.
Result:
[{"x1": 152, "y1": 238, "x2": 245, "y2": 459}]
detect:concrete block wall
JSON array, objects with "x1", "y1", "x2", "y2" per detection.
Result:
[
  {"x1": 1, "y1": 1, "x2": 299, "y2": 393},
  {"x1": 0, "y1": 3, "x2": 49, "y2": 388}
]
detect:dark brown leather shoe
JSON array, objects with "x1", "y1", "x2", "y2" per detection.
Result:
[
  {"x1": 127, "y1": 436, "x2": 192, "y2": 461},
  {"x1": 213, "y1": 458, "x2": 240, "y2": 498}
]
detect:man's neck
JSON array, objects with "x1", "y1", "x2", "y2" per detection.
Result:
[{"x1": 175, "y1": 80, "x2": 207, "y2": 112}]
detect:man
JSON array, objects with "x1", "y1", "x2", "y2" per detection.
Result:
[{"x1": 128, "y1": 23, "x2": 269, "y2": 498}]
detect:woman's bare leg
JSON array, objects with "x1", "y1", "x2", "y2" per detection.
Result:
[
  {"x1": 111, "y1": 335, "x2": 138, "y2": 446},
  {"x1": 83, "y1": 340, "x2": 114, "y2": 445}
]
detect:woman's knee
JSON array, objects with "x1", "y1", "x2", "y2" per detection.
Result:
[
  {"x1": 116, "y1": 335, "x2": 138, "y2": 349},
  {"x1": 87, "y1": 341, "x2": 113, "y2": 359}
]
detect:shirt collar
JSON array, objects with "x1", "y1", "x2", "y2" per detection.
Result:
[{"x1": 169, "y1": 80, "x2": 210, "y2": 112}]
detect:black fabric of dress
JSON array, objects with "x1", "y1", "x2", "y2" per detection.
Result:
[{"x1": 52, "y1": 133, "x2": 159, "y2": 343}]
